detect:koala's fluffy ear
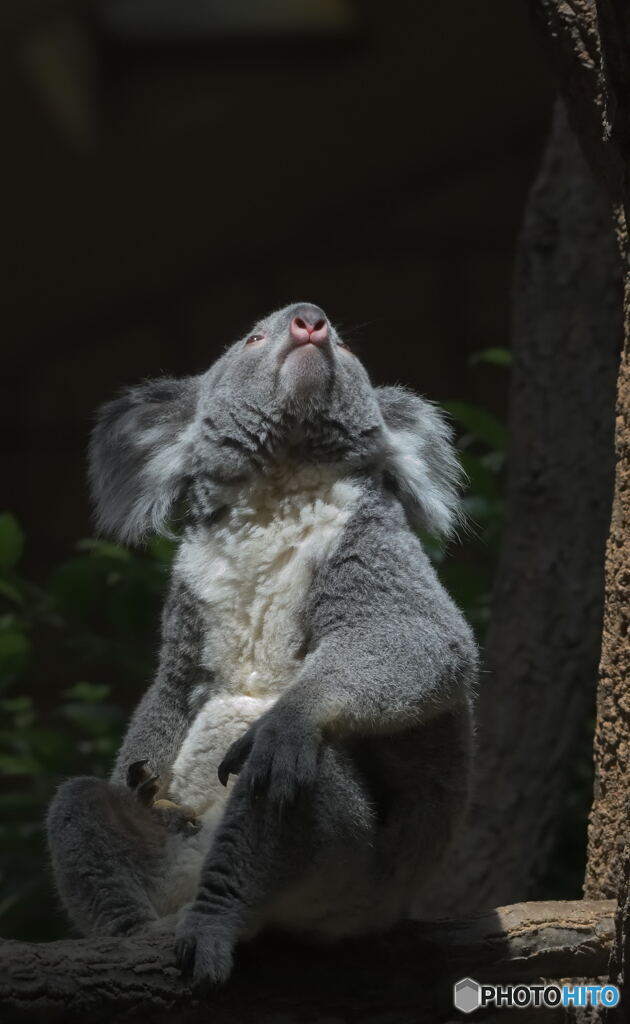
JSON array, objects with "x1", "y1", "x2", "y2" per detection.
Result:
[
  {"x1": 89, "y1": 376, "x2": 199, "y2": 545},
  {"x1": 376, "y1": 386, "x2": 464, "y2": 538}
]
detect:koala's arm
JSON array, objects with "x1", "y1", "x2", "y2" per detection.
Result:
[
  {"x1": 110, "y1": 581, "x2": 204, "y2": 787},
  {"x1": 290, "y1": 502, "x2": 477, "y2": 737},
  {"x1": 297, "y1": 619, "x2": 472, "y2": 739},
  {"x1": 292, "y1": 577, "x2": 475, "y2": 737}
]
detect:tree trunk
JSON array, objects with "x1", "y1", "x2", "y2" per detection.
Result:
[
  {"x1": 587, "y1": 286, "x2": 630, "y2": 900},
  {"x1": 607, "y1": 854, "x2": 630, "y2": 1021},
  {"x1": 528, "y1": 0, "x2": 630, "y2": 1013},
  {"x1": 0, "y1": 900, "x2": 616, "y2": 1024},
  {"x1": 426, "y1": 100, "x2": 621, "y2": 916}
]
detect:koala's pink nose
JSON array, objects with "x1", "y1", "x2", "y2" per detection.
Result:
[{"x1": 289, "y1": 307, "x2": 328, "y2": 346}]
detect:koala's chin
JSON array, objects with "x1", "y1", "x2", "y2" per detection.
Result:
[{"x1": 279, "y1": 343, "x2": 333, "y2": 406}]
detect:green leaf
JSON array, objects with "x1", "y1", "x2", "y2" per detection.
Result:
[
  {"x1": 1, "y1": 696, "x2": 33, "y2": 714},
  {"x1": 63, "y1": 682, "x2": 110, "y2": 702},
  {"x1": 459, "y1": 453, "x2": 499, "y2": 501},
  {"x1": 61, "y1": 700, "x2": 124, "y2": 736},
  {"x1": 439, "y1": 561, "x2": 491, "y2": 617},
  {"x1": 417, "y1": 530, "x2": 446, "y2": 564},
  {"x1": 147, "y1": 535, "x2": 177, "y2": 564},
  {"x1": 441, "y1": 401, "x2": 507, "y2": 451},
  {"x1": 480, "y1": 450, "x2": 505, "y2": 473},
  {"x1": 0, "y1": 579, "x2": 25, "y2": 606},
  {"x1": 0, "y1": 515, "x2": 25, "y2": 570},
  {"x1": 76, "y1": 539, "x2": 131, "y2": 561},
  {"x1": 0, "y1": 791, "x2": 43, "y2": 810},
  {"x1": 48, "y1": 558, "x2": 106, "y2": 620},
  {"x1": 468, "y1": 347, "x2": 512, "y2": 368},
  {"x1": 0, "y1": 632, "x2": 31, "y2": 681},
  {"x1": 0, "y1": 754, "x2": 40, "y2": 776},
  {"x1": 78, "y1": 735, "x2": 120, "y2": 757},
  {"x1": 463, "y1": 494, "x2": 502, "y2": 524}
]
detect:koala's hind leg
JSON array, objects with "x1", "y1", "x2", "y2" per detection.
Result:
[
  {"x1": 175, "y1": 746, "x2": 379, "y2": 986},
  {"x1": 47, "y1": 769, "x2": 199, "y2": 937}
]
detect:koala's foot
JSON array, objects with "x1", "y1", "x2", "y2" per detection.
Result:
[
  {"x1": 175, "y1": 906, "x2": 236, "y2": 988},
  {"x1": 127, "y1": 760, "x2": 201, "y2": 835}
]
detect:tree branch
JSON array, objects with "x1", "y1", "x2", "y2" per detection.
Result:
[{"x1": 0, "y1": 900, "x2": 616, "y2": 1024}]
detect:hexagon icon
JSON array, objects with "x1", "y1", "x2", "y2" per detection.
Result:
[{"x1": 453, "y1": 977, "x2": 481, "y2": 1014}]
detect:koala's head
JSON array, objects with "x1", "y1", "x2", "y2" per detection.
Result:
[{"x1": 90, "y1": 302, "x2": 463, "y2": 544}]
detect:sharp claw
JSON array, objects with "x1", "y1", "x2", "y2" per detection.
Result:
[
  {"x1": 198, "y1": 973, "x2": 222, "y2": 995},
  {"x1": 175, "y1": 937, "x2": 196, "y2": 976},
  {"x1": 217, "y1": 762, "x2": 230, "y2": 787},
  {"x1": 249, "y1": 771, "x2": 269, "y2": 798},
  {"x1": 136, "y1": 774, "x2": 161, "y2": 805},
  {"x1": 126, "y1": 758, "x2": 150, "y2": 789}
]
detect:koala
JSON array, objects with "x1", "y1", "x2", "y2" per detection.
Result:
[{"x1": 47, "y1": 302, "x2": 477, "y2": 986}]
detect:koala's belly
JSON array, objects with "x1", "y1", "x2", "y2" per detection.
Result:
[
  {"x1": 169, "y1": 468, "x2": 358, "y2": 817},
  {"x1": 168, "y1": 693, "x2": 275, "y2": 815}
]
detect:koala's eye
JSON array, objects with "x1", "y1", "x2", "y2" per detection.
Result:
[{"x1": 246, "y1": 334, "x2": 265, "y2": 345}]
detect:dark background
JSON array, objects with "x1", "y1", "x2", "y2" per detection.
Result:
[
  {"x1": 2, "y1": 0, "x2": 552, "y2": 570},
  {"x1": 0, "y1": 1, "x2": 558, "y2": 940}
]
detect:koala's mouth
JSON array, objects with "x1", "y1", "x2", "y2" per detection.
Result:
[
  {"x1": 287, "y1": 339, "x2": 326, "y2": 357},
  {"x1": 291, "y1": 338, "x2": 326, "y2": 350},
  {"x1": 280, "y1": 336, "x2": 330, "y2": 367}
]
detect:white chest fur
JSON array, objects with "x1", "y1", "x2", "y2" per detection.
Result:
[{"x1": 168, "y1": 466, "x2": 359, "y2": 815}]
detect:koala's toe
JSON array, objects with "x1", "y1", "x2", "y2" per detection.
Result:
[
  {"x1": 175, "y1": 916, "x2": 235, "y2": 988},
  {"x1": 175, "y1": 935, "x2": 197, "y2": 976},
  {"x1": 194, "y1": 935, "x2": 234, "y2": 989}
]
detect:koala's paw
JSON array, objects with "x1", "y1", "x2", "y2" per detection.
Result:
[
  {"x1": 127, "y1": 760, "x2": 200, "y2": 835},
  {"x1": 175, "y1": 908, "x2": 235, "y2": 989},
  {"x1": 218, "y1": 707, "x2": 320, "y2": 810}
]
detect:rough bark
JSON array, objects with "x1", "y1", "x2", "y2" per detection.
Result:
[
  {"x1": 588, "y1": 287, "x2": 630, "y2": 900},
  {"x1": 425, "y1": 100, "x2": 621, "y2": 916},
  {"x1": 528, "y1": 0, "x2": 630, "y2": 909},
  {"x1": 607, "y1": 854, "x2": 630, "y2": 1021},
  {"x1": 0, "y1": 900, "x2": 616, "y2": 1024},
  {"x1": 528, "y1": 0, "x2": 630, "y2": 1016}
]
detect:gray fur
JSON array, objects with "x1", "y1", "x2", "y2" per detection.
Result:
[
  {"x1": 48, "y1": 302, "x2": 478, "y2": 986},
  {"x1": 89, "y1": 376, "x2": 200, "y2": 544},
  {"x1": 378, "y1": 386, "x2": 464, "y2": 537}
]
